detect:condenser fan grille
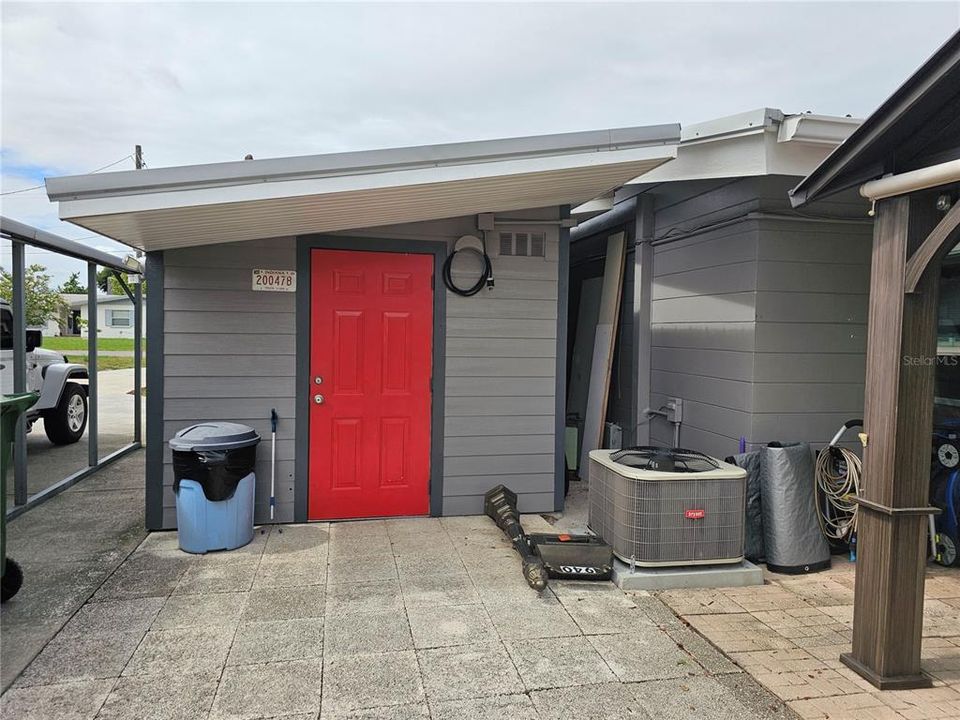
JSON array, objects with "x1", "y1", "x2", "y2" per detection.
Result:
[{"x1": 610, "y1": 446, "x2": 720, "y2": 473}]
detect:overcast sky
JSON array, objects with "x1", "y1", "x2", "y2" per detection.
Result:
[{"x1": 2, "y1": 1, "x2": 958, "y2": 282}]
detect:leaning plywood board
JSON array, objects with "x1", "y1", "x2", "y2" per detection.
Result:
[
  {"x1": 580, "y1": 231, "x2": 627, "y2": 467},
  {"x1": 567, "y1": 276, "x2": 603, "y2": 427}
]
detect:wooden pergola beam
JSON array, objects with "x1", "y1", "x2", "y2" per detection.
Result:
[
  {"x1": 904, "y1": 199, "x2": 960, "y2": 293},
  {"x1": 841, "y1": 193, "x2": 944, "y2": 690}
]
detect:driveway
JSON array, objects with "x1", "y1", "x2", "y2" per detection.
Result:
[
  {"x1": 9, "y1": 369, "x2": 142, "y2": 502},
  {"x1": 0, "y1": 488, "x2": 793, "y2": 719}
]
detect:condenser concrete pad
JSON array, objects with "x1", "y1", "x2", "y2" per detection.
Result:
[{"x1": 612, "y1": 559, "x2": 763, "y2": 591}]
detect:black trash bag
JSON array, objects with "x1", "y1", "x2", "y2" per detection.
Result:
[{"x1": 173, "y1": 444, "x2": 257, "y2": 502}]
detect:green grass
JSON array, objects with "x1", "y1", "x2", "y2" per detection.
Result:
[
  {"x1": 43, "y1": 337, "x2": 145, "y2": 351},
  {"x1": 68, "y1": 355, "x2": 145, "y2": 371}
]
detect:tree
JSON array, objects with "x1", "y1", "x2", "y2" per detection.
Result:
[
  {"x1": 59, "y1": 271, "x2": 86, "y2": 294},
  {"x1": 0, "y1": 264, "x2": 67, "y2": 327},
  {"x1": 95, "y1": 267, "x2": 145, "y2": 296}
]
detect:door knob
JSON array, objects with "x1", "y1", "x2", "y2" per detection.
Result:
[{"x1": 314, "y1": 394, "x2": 325, "y2": 405}]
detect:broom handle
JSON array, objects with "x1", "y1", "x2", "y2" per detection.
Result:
[{"x1": 270, "y1": 409, "x2": 277, "y2": 520}]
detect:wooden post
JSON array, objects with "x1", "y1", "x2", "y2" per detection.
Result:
[{"x1": 841, "y1": 193, "x2": 941, "y2": 689}]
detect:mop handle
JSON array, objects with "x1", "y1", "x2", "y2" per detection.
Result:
[{"x1": 270, "y1": 409, "x2": 278, "y2": 519}]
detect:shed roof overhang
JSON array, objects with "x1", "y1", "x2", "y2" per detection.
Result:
[
  {"x1": 46, "y1": 125, "x2": 679, "y2": 252},
  {"x1": 790, "y1": 30, "x2": 960, "y2": 207}
]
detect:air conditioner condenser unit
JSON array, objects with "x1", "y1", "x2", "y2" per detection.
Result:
[{"x1": 588, "y1": 447, "x2": 747, "y2": 567}]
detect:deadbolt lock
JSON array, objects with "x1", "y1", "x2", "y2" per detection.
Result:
[
  {"x1": 314, "y1": 394, "x2": 324, "y2": 405},
  {"x1": 314, "y1": 376, "x2": 323, "y2": 385}
]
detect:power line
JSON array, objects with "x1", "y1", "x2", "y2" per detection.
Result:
[{"x1": 0, "y1": 153, "x2": 135, "y2": 196}]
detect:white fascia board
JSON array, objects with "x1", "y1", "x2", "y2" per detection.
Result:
[
  {"x1": 571, "y1": 195, "x2": 615, "y2": 215},
  {"x1": 777, "y1": 114, "x2": 862, "y2": 145},
  {"x1": 626, "y1": 132, "x2": 768, "y2": 183},
  {"x1": 626, "y1": 110, "x2": 863, "y2": 185},
  {"x1": 680, "y1": 108, "x2": 782, "y2": 143},
  {"x1": 57, "y1": 144, "x2": 677, "y2": 221}
]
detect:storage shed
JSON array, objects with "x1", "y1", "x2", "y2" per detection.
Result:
[{"x1": 45, "y1": 126, "x2": 679, "y2": 528}]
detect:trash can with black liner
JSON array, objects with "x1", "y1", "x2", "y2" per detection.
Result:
[{"x1": 170, "y1": 422, "x2": 260, "y2": 554}]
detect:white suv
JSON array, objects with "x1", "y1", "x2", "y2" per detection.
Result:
[{"x1": 0, "y1": 300, "x2": 89, "y2": 444}]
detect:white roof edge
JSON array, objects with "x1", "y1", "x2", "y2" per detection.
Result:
[
  {"x1": 777, "y1": 113, "x2": 863, "y2": 145},
  {"x1": 55, "y1": 144, "x2": 678, "y2": 220},
  {"x1": 680, "y1": 107, "x2": 861, "y2": 146},
  {"x1": 46, "y1": 123, "x2": 680, "y2": 201}
]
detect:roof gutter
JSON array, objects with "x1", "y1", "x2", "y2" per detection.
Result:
[{"x1": 860, "y1": 159, "x2": 960, "y2": 202}]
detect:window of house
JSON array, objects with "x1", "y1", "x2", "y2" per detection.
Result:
[{"x1": 106, "y1": 308, "x2": 132, "y2": 327}]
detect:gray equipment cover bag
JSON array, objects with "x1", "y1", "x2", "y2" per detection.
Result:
[
  {"x1": 729, "y1": 451, "x2": 764, "y2": 563},
  {"x1": 760, "y1": 443, "x2": 831, "y2": 573}
]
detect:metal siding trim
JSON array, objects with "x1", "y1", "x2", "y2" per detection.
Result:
[
  {"x1": 295, "y1": 235, "x2": 447, "y2": 519},
  {"x1": 633, "y1": 196, "x2": 655, "y2": 445},
  {"x1": 145, "y1": 251, "x2": 165, "y2": 530},
  {"x1": 554, "y1": 206, "x2": 571, "y2": 511},
  {"x1": 294, "y1": 242, "x2": 311, "y2": 522}
]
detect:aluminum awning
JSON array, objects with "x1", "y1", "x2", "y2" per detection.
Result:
[{"x1": 46, "y1": 125, "x2": 679, "y2": 251}]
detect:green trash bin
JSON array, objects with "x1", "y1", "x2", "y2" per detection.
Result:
[{"x1": 1, "y1": 392, "x2": 38, "y2": 603}]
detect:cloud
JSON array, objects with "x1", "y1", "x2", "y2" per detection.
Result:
[{"x1": 1, "y1": 1, "x2": 958, "y2": 280}]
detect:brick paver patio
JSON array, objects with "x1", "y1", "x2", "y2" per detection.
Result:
[{"x1": 657, "y1": 558, "x2": 960, "y2": 720}]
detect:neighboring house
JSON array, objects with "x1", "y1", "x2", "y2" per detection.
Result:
[
  {"x1": 39, "y1": 293, "x2": 86, "y2": 336},
  {"x1": 568, "y1": 108, "x2": 870, "y2": 461},
  {"x1": 71, "y1": 294, "x2": 146, "y2": 339},
  {"x1": 46, "y1": 125, "x2": 681, "y2": 528}
]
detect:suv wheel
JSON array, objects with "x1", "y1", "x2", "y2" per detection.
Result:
[{"x1": 44, "y1": 382, "x2": 88, "y2": 445}]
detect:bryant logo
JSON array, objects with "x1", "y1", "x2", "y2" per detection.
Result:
[{"x1": 684, "y1": 509, "x2": 706, "y2": 520}]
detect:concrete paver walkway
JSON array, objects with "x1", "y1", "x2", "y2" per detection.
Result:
[
  {"x1": 0, "y1": 451, "x2": 147, "y2": 692},
  {"x1": 657, "y1": 558, "x2": 960, "y2": 719},
  {"x1": 2, "y1": 510, "x2": 794, "y2": 720}
]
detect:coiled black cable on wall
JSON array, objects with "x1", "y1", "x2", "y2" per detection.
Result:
[{"x1": 442, "y1": 236, "x2": 494, "y2": 297}]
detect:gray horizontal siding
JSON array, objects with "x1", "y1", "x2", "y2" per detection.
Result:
[
  {"x1": 644, "y1": 179, "x2": 871, "y2": 456},
  {"x1": 445, "y1": 415, "x2": 555, "y2": 437},
  {"x1": 157, "y1": 215, "x2": 561, "y2": 528},
  {"x1": 162, "y1": 237, "x2": 298, "y2": 527},
  {"x1": 447, "y1": 317, "x2": 556, "y2": 338},
  {"x1": 442, "y1": 225, "x2": 559, "y2": 505},
  {"x1": 443, "y1": 491, "x2": 554, "y2": 515},
  {"x1": 748, "y1": 217, "x2": 870, "y2": 447}
]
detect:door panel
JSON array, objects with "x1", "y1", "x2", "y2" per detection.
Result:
[{"x1": 309, "y1": 249, "x2": 433, "y2": 520}]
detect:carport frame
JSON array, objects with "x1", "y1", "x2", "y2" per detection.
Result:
[{"x1": 1, "y1": 216, "x2": 144, "y2": 520}]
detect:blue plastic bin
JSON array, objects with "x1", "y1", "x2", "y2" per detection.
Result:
[{"x1": 170, "y1": 422, "x2": 260, "y2": 554}]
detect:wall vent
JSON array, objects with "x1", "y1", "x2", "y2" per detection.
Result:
[{"x1": 498, "y1": 231, "x2": 546, "y2": 257}]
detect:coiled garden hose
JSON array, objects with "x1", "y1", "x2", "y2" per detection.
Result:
[
  {"x1": 443, "y1": 246, "x2": 493, "y2": 297},
  {"x1": 814, "y1": 444, "x2": 862, "y2": 543}
]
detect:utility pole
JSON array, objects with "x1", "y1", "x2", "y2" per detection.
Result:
[{"x1": 135, "y1": 145, "x2": 143, "y2": 169}]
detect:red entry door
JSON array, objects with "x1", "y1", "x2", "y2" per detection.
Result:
[{"x1": 308, "y1": 249, "x2": 434, "y2": 520}]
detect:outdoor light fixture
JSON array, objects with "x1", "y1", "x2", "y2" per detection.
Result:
[{"x1": 122, "y1": 254, "x2": 144, "y2": 273}]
